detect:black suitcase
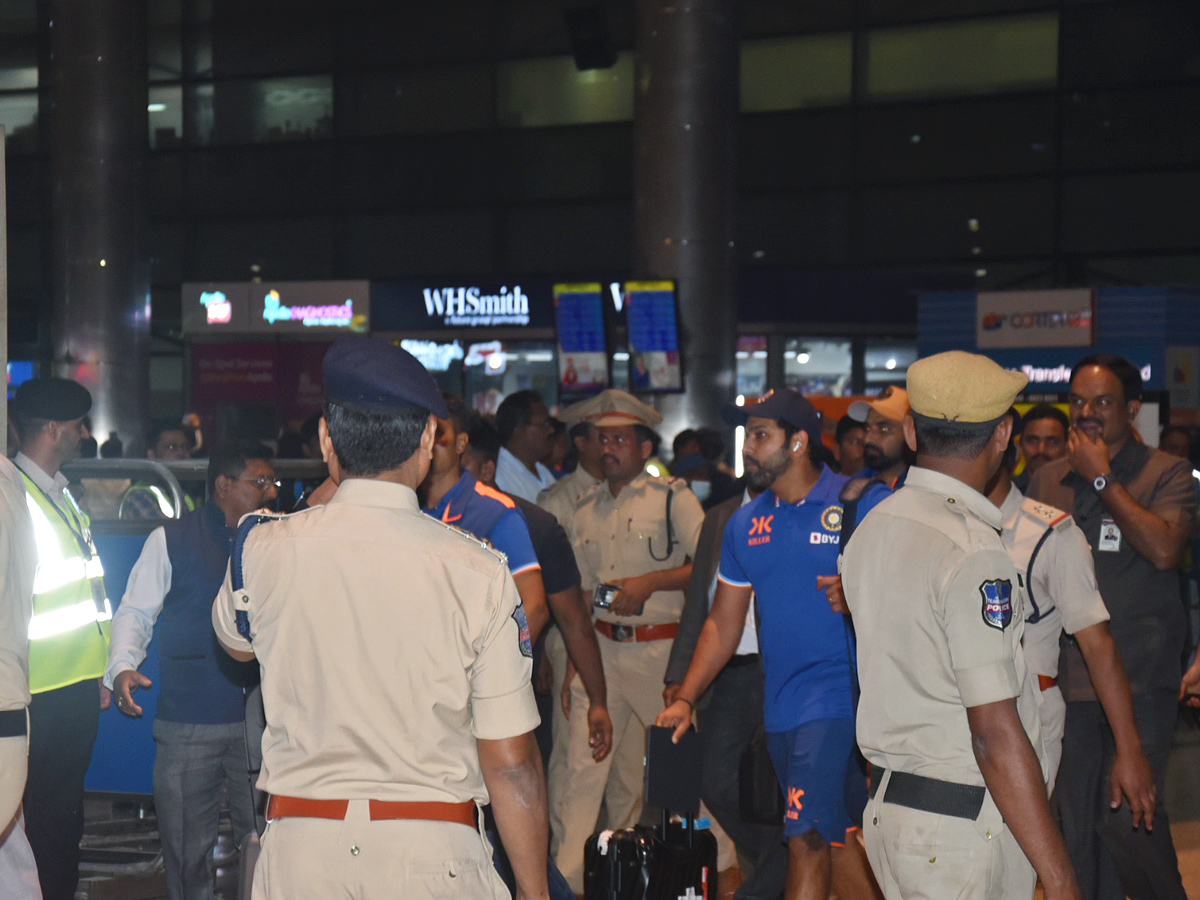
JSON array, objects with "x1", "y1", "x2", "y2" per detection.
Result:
[{"x1": 583, "y1": 826, "x2": 657, "y2": 900}]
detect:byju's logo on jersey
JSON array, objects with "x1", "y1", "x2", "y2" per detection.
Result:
[
  {"x1": 748, "y1": 515, "x2": 773, "y2": 546},
  {"x1": 979, "y1": 579, "x2": 1013, "y2": 631}
]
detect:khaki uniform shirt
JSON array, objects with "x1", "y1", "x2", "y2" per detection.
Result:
[
  {"x1": 212, "y1": 479, "x2": 539, "y2": 805},
  {"x1": 1028, "y1": 441, "x2": 1197, "y2": 696},
  {"x1": 999, "y1": 485, "x2": 1109, "y2": 680},
  {"x1": 843, "y1": 467, "x2": 1043, "y2": 786},
  {"x1": 565, "y1": 474, "x2": 704, "y2": 628},
  {"x1": 0, "y1": 458, "x2": 36, "y2": 712},
  {"x1": 538, "y1": 466, "x2": 602, "y2": 530}
]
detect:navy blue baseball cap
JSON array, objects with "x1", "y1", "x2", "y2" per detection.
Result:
[
  {"x1": 323, "y1": 337, "x2": 448, "y2": 418},
  {"x1": 722, "y1": 389, "x2": 823, "y2": 446}
]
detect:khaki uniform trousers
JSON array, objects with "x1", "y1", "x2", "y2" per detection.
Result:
[
  {"x1": 864, "y1": 770, "x2": 1036, "y2": 900},
  {"x1": 553, "y1": 634, "x2": 668, "y2": 893},
  {"x1": 252, "y1": 800, "x2": 506, "y2": 900},
  {"x1": 1039, "y1": 685, "x2": 1066, "y2": 795}
]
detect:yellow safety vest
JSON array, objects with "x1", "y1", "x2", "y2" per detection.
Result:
[{"x1": 21, "y1": 473, "x2": 111, "y2": 693}]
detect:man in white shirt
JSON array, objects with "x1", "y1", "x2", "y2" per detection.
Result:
[
  {"x1": 106, "y1": 442, "x2": 277, "y2": 900},
  {"x1": 495, "y1": 390, "x2": 558, "y2": 503}
]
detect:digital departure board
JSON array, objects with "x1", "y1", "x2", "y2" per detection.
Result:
[
  {"x1": 554, "y1": 283, "x2": 609, "y2": 393},
  {"x1": 625, "y1": 280, "x2": 683, "y2": 392}
]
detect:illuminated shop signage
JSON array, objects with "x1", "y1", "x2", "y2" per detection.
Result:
[
  {"x1": 182, "y1": 281, "x2": 370, "y2": 334},
  {"x1": 976, "y1": 289, "x2": 1095, "y2": 349},
  {"x1": 421, "y1": 285, "x2": 531, "y2": 327}
]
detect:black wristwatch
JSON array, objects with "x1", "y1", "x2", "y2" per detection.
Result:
[{"x1": 1093, "y1": 472, "x2": 1111, "y2": 492}]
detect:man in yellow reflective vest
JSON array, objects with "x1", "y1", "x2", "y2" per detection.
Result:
[{"x1": 12, "y1": 377, "x2": 111, "y2": 900}]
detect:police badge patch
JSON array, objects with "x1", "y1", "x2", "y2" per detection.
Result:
[
  {"x1": 979, "y1": 579, "x2": 1013, "y2": 631},
  {"x1": 512, "y1": 604, "x2": 533, "y2": 658}
]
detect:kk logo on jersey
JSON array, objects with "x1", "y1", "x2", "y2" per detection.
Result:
[
  {"x1": 749, "y1": 514, "x2": 774, "y2": 546},
  {"x1": 980, "y1": 579, "x2": 1013, "y2": 631}
]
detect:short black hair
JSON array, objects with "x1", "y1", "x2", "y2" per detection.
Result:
[
  {"x1": 913, "y1": 416, "x2": 999, "y2": 459},
  {"x1": 12, "y1": 413, "x2": 50, "y2": 444},
  {"x1": 299, "y1": 412, "x2": 322, "y2": 445},
  {"x1": 146, "y1": 420, "x2": 190, "y2": 451},
  {"x1": 442, "y1": 393, "x2": 472, "y2": 436},
  {"x1": 1071, "y1": 354, "x2": 1143, "y2": 403},
  {"x1": 672, "y1": 429, "x2": 699, "y2": 459},
  {"x1": 778, "y1": 420, "x2": 825, "y2": 467},
  {"x1": 1161, "y1": 425, "x2": 1192, "y2": 453},
  {"x1": 323, "y1": 401, "x2": 428, "y2": 477},
  {"x1": 1021, "y1": 403, "x2": 1069, "y2": 435},
  {"x1": 568, "y1": 420, "x2": 593, "y2": 441},
  {"x1": 836, "y1": 415, "x2": 865, "y2": 443},
  {"x1": 496, "y1": 390, "x2": 545, "y2": 444},
  {"x1": 634, "y1": 424, "x2": 660, "y2": 452},
  {"x1": 695, "y1": 427, "x2": 725, "y2": 463},
  {"x1": 464, "y1": 412, "x2": 502, "y2": 466},
  {"x1": 207, "y1": 440, "x2": 274, "y2": 495}
]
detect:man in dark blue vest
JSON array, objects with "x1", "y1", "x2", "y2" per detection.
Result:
[{"x1": 105, "y1": 441, "x2": 278, "y2": 900}]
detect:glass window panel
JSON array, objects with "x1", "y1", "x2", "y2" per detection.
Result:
[
  {"x1": 505, "y1": 202, "x2": 631, "y2": 272},
  {"x1": 0, "y1": 91, "x2": 38, "y2": 152},
  {"x1": 863, "y1": 0, "x2": 1055, "y2": 25},
  {"x1": 497, "y1": 124, "x2": 632, "y2": 201},
  {"x1": 741, "y1": 34, "x2": 852, "y2": 112},
  {"x1": 784, "y1": 338, "x2": 851, "y2": 397},
  {"x1": 0, "y1": 2, "x2": 36, "y2": 38},
  {"x1": 742, "y1": 1, "x2": 852, "y2": 37},
  {"x1": 864, "y1": 13, "x2": 1058, "y2": 100},
  {"x1": 497, "y1": 52, "x2": 634, "y2": 128},
  {"x1": 1062, "y1": 172, "x2": 1200, "y2": 254},
  {"x1": 740, "y1": 191, "x2": 852, "y2": 266},
  {"x1": 463, "y1": 342, "x2": 559, "y2": 415},
  {"x1": 1063, "y1": 87, "x2": 1200, "y2": 171},
  {"x1": 864, "y1": 339, "x2": 917, "y2": 392},
  {"x1": 855, "y1": 96, "x2": 1055, "y2": 182},
  {"x1": 149, "y1": 85, "x2": 183, "y2": 149},
  {"x1": 343, "y1": 210, "x2": 494, "y2": 279},
  {"x1": 340, "y1": 66, "x2": 492, "y2": 136},
  {"x1": 741, "y1": 110, "x2": 853, "y2": 190},
  {"x1": 1060, "y1": 2, "x2": 1200, "y2": 89},
  {"x1": 191, "y1": 76, "x2": 332, "y2": 145},
  {"x1": 0, "y1": 43, "x2": 37, "y2": 90},
  {"x1": 736, "y1": 335, "x2": 769, "y2": 398},
  {"x1": 149, "y1": 0, "x2": 182, "y2": 81},
  {"x1": 854, "y1": 179, "x2": 1055, "y2": 264}
]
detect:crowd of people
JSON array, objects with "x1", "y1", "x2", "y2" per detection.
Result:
[{"x1": 0, "y1": 339, "x2": 1198, "y2": 900}]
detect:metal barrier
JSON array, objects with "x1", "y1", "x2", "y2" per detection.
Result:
[{"x1": 71, "y1": 457, "x2": 326, "y2": 793}]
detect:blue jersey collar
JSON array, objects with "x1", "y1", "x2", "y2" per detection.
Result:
[
  {"x1": 770, "y1": 464, "x2": 840, "y2": 509},
  {"x1": 424, "y1": 469, "x2": 477, "y2": 521}
]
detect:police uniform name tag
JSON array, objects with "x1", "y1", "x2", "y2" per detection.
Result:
[{"x1": 1098, "y1": 517, "x2": 1121, "y2": 552}]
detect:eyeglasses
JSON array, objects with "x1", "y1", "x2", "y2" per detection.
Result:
[
  {"x1": 241, "y1": 476, "x2": 281, "y2": 491},
  {"x1": 1067, "y1": 394, "x2": 1118, "y2": 413},
  {"x1": 157, "y1": 441, "x2": 190, "y2": 453}
]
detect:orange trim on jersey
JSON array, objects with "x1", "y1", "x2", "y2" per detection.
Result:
[
  {"x1": 474, "y1": 481, "x2": 516, "y2": 508},
  {"x1": 716, "y1": 574, "x2": 752, "y2": 589},
  {"x1": 511, "y1": 562, "x2": 543, "y2": 577}
]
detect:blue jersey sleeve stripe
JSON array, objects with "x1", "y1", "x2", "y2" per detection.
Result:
[{"x1": 716, "y1": 572, "x2": 752, "y2": 589}]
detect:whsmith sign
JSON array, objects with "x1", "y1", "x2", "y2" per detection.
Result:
[
  {"x1": 370, "y1": 280, "x2": 556, "y2": 332},
  {"x1": 976, "y1": 289, "x2": 1095, "y2": 349}
]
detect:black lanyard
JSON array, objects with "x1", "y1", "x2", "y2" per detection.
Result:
[{"x1": 21, "y1": 468, "x2": 95, "y2": 561}]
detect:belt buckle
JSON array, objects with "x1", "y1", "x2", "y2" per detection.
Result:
[{"x1": 611, "y1": 624, "x2": 636, "y2": 642}]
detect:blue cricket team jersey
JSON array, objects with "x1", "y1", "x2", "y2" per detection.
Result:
[
  {"x1": 423, "y1": 471, "x2": 541, "y2": 576},
  {"x1": 718, "y1": 465, "x2": 855, "y2": 732}
]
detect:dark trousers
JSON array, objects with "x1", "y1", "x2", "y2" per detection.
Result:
[
  {"x1": 24, "y1": 678, "x2": 101, "y2": 900},
  {"x1": 698, "y1": 661, "x2": 787, "y2": 900},
  {"x1": 1055, "y1": 691, "x2": 1185, "y2": 900}
]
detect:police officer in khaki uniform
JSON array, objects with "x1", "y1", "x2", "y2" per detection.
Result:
[
  {"x1": 985, "y1": 411, "x2": 1154, "y2": 810},
  {"x1": 0, "y1": 455, "x2": 38, "y2": 900},
  {"x1": 842, "y1": 351, "x2": 1081, "y2": 900},
  {"x1": 212, "y1": 337, "x2": 549, "y2": 900},
  {"x1": 553, "y1": 390, "x2": 705, "y2": 893}
]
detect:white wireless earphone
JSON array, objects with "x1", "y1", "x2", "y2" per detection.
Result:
[{"x1": 792, "y1": 440, "x2": 802, "y2": 452}]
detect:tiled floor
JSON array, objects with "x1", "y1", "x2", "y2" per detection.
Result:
[{"x1": 79, "y1": 718, "x2": 1200, "y2": 899}]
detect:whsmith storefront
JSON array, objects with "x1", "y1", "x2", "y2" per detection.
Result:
[{"x1": 183, "y1": 269, "x2": 956, "y2": 441}]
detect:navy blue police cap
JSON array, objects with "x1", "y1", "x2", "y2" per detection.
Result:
[
  {"x1": 721, "y1": 388, "x2": 823, "y2": 447},
  {"x1": 323, "y1": 337, "x2": 448, "y2": 418},
  {"x1": 14, "y1": 377, "x2": 92, "y2": 422}
]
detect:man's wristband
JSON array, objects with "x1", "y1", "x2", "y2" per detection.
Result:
[{"x1": 679, "y1": 697, "x2": 695, "y2": 713}]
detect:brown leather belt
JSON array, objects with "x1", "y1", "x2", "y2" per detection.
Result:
[
  {"x1": 1038, "y1": 674, "x2": 1057, "y2": 692},
  {"x1": 595, "y1": 621, "x2": 679, "y2": 643},
  {"x1": 267, "y1": 795, "x2": 478, "y2": 830}
]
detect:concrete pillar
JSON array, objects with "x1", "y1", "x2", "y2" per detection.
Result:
[
  {"x1": 45, "y1": 0, "x2": 149, "y2": 450},
  {"x1": 632, "y1": 0, "x2": 739, "y2": 443}
]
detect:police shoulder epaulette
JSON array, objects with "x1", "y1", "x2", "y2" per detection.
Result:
[
  {"x1": 433, "y1": 517, "x2": 509, "y2": 565},
  {"x1": 839, "y1": 476, "x2": 875, "y2": 504},
  {"x1": 1020, "y1": 496, "x2": 1072, "y2": 532},
  {"x1": 575, "y1": 481, "x2": 606, "y2": 507},
  {"x1": 230, "y1": 508, "x2": 304, "y2": 643}
]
